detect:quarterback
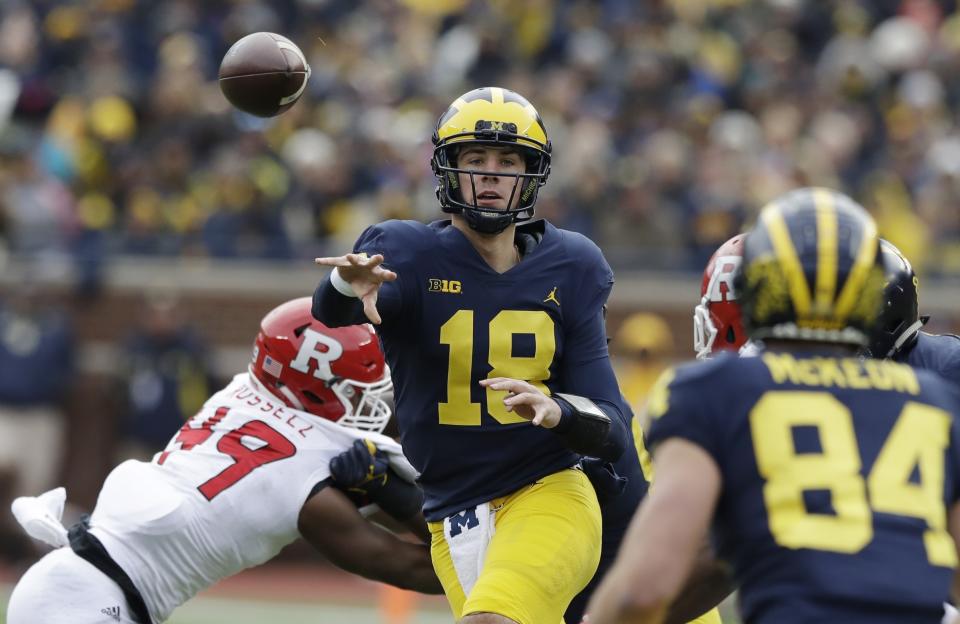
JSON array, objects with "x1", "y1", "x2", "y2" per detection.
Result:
[{"x1": 313, "y1": 87, "x2": 631, "y2": 624}]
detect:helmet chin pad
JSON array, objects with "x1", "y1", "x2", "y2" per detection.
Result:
[{"x1": 464, "y1": 209, "x2": 513, "y2": 235}]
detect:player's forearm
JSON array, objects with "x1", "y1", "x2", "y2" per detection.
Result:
[
  {"x1": 586, "y1": 569, "x2": 669, "y2": 624},
  {"x1": 374, "y1": 542, "x2": 444, "y2": 594},
  {"x1": 595, "y1": 397, "x2": 629, "y2": 459},
  {"x1": 363, "y1": 469, "x2": 425, "y2": 528},
  {"x1": 322, "y1": 525, "x2": 442, "y2": 594},
  {"x1": 662, "y1": 555, "x2": 734, "y2": 624},
  {"x1": 312, "y1": 275, "x2": 367, "y2": 327},
  {"x1": 551, "y1": 395, "x2": 626, "y2": 461},
  {"x1": 558, "y1": 351, "x2": 631, "y2": 460},
  {"x1": 402, "y1": 511, "x2": 432, "y2": 545}
]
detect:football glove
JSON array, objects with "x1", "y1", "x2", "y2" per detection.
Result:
[{"x1": 330, "y1": 438, "x2": 390, "y2": 493}]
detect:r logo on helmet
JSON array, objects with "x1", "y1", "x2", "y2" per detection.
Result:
[
  {"x1": 705, "y1": 255, "x2": 742, "y2": 303},
  {"x1": 290, "y1": 328, "x2": 344, "y2": 380}
]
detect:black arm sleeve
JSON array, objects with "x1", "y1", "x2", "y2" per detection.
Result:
[
  {"x1": 551, "y1": 394, "x2": 620, "y2": 460},
  {"x1": 311, "y1": 274, "x2": 369, "y2": 328},
  {"x1": 364, "y1": 468, "x2": 424, "y2": 522}
]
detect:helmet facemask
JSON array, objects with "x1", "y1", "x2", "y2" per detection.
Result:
[
  {"x1": 328, "y1": 370, "x2": 393, "y2": 433},
  {"x1": 433, "y1": 131, "x2": 550, "y2": 235},
  {"x1": 693, "y1": 296, "x2": 719, "y2": 360}
]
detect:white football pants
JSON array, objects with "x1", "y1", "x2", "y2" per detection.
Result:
[{"x1": 7, "y1": 547, "x2": 142, "y2": 624}]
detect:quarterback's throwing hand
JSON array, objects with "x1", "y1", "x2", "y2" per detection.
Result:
[
  {"x1": 314, "y1": 253, "x2": 397, "y2": 324},
  {"x1": 480, "y1": 377, "x2": 561, "y2": 428}
]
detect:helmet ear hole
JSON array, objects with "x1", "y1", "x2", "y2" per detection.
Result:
[
  {"x1": 726, "y1": 326, "x2": 737, "y2": 344},
  {"x1": 301, "y1": 389, "x2": 325, "y2": 404}
]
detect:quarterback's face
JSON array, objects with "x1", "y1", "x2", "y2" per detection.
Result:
[{"x1": 456, "y1": 145, "x2": 525, "y2": 212}]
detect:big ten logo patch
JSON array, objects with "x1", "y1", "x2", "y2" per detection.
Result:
[
  {"x1": 705, "y1": 255, "x2": 742, "y2": 303},
  {"x1": 447, "y1": 507, "x2": 479, "y2": 537},
  {"x1": 428, "y1": 278, "x2": 462, "y2": 294}
]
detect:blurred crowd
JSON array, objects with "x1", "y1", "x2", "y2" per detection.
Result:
[{"x1": 1, "y1": 0, "x2": 960, "y2": 292}]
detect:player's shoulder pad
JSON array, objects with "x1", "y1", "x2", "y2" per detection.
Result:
[
  {"x1": 355, "y1": 220, "x2": 436, "y2": 260},
  {"x1": 676, "y1": 351, "x2": 745, "y2": 389},
  {"x1": 646, "y1": 353, "x2": 737, "y2": 421},
  {"x1": 919, "y1": 367, "x2": 960, "y2": 420},
  {"x1": 913, "y1": 363, "x2": 960, "y2": 406},
  {"x1": 928, "y1": 333, "x2": 960, "y2": 378},
  {"x1": 549, "y1": 223, "x2": 613, "y2": 284}
]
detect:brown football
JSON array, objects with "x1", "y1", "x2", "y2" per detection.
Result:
[{"x1": 218, "y1": 32, "x2": 311, "y2": 118}]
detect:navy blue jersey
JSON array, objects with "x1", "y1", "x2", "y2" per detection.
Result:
[
  {"x1": 897, "y1": 331, "x2": 960, "y2": 386},
  {"x1": 648, "y1": 350, "x2": 960, "y2": 624},
  {"x1": 314, "y1": 219, "x2": 628, "y2": 520}
]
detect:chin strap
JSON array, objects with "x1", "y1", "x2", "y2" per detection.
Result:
[{"x1": 887, "y1": 319, "x2": 925, "y2": 357}]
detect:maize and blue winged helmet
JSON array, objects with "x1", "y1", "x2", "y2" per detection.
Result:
[
  {"x1": 735, "y1": 187, "x2": 886, "y2": 348},
  {"x1": 431, "y1": 87, "x2": 552, "y2": 235}
]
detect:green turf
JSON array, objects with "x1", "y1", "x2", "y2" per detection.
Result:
[
  {"x1": 166, "y1": 596, "x2": 452, "y2": 624},
  {"x1": 0, "y1": 583, "x2": 453, "y2": 624},
  {"x1": 0, "y1": 583, "x2": 742, "y2": 623}
]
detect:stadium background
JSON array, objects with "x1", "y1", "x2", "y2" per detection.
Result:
[{"x1": 1, "y1": 0, "x2": 960, "y2": 621}]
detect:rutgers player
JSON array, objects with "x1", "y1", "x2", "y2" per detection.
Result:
[
  {"x1": 634, "y1": 233, "x2": 751, "y2": 482},
  {"x1": 693, "y1": 234, "x2": 749, "y2": 360},
  {"x1": 7, "y1": 297, "x2": 441, "y2": 624}
]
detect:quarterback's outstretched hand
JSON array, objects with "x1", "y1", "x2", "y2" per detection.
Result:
[
  {"x1": 480, "y1": 377, "x2": 561, "y2": 428},
  {"x1": 315, "y1": 253, "x2": 397, "y2": 324}
]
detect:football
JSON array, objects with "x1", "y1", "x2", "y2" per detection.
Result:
[{"x1": 218, "y1": 32, "x2": 311, "y2": 118}]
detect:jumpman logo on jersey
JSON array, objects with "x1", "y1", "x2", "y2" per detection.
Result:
[{"x1": 544, "y1": 287, "x2": 560, "y2": 307}]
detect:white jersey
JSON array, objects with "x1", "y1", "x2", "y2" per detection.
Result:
[{"x1": 87, "y1": 373, "x2": 413, "y2": 623}]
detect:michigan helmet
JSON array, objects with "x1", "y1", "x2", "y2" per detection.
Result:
[
  {"x1": 865, "y1": 239, "x2": 925, "y2": 358},
  {"x1": 250, "y1": 298, "x2": 393, "y2": 433},
  {"x1": 735, "y1": 187, "x2": 885, "y2": 346},
  {"x1": 431, "y1": 87, "x2": 551, "y2": 234},
  {"x1": 694, "y1": 234, "x2": 748, "y2": 359}
]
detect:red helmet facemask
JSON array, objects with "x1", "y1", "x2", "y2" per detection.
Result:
[
  {"x1": 249, "y1": 298, "x2": 392, "y2": 433},
  {"x1": 693, "y1": 234, "x2": 747, "y2": 360}
]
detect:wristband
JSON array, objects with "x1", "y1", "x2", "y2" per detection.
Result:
[{"x1": 330, "y1": 267, "x2": 358, "y2": 298}]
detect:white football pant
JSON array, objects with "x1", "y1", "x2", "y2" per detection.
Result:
[{"x1": 7, "y1": 547, "x2": 141, "y2": 624}]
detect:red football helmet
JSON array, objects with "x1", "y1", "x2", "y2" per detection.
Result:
[
  {"x1": 693, "y1": 234, "x2": 747, "y2": 359},
  {"x1": 249, "y1": 297, "x2": 392, "y2": 433}
]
